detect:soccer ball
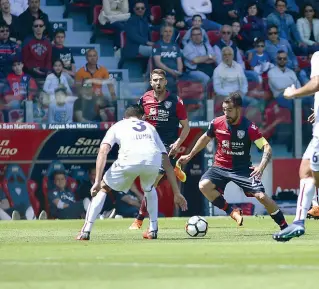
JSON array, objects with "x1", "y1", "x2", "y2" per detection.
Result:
[{"x1": 185, "y1": 216, "x2": 208, "y2": 237}]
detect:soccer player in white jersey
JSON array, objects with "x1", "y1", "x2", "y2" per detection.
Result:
[
  {"x1": 76, "y1": 105, "x2": 188, "y2": 240},
  {"x1": 273, "y1": 51, "x2": 319, "y2": 241}
]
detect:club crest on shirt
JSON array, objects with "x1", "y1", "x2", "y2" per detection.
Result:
[
  {"x1": 149, "y1": 107, "x2": 157, "y2": 115},
  {"x1": 164, "y1": 101, "x2": 172, "y2": 109},
  {"x1": 237, "y1": 130, "x2": 245, "y2": 139}
]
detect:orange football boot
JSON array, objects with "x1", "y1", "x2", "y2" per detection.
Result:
[
  {"x1": 307, "y1": 206, "x2": 319, "y2": 219},
  {"x1": 230, "y1": 208, "x2": 244, "y2": 226},
  {"x1": 174, "y1": 162, "x2": 187, "y2": 182},
  {"x1": 129, "y1": 219, "x2": 143, "y2": 230}
]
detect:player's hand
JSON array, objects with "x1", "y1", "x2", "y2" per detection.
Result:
[
  {"x1": 174, "y1": 193, "x2": 188, "y2": 211},
  {"x1": 283, "y1": 84, "x2": 297, "y2": 99},
  {"x1": 168, "y1": 141, "x2": 180, "y2": 157},
  {"x1": 177, "y1": 154, "x2": 192, "y2": 165},
  {"x1": 90, "y1": 182, "x2": 101, "y2": 197},
  {"x1": 249, "y1": 166, "x2": 264, "y2": 180},
  {"x1": 308, "y1": 108, "x2": 315, "y2": 123}
]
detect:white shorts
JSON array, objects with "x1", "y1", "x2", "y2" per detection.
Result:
[
  {"x1": 303, "y1": 139, "x2": 313, "y2": 160},
  {"x1": 103, "y1": 162, "x2": 160, "y2": 193},
  {"x1": 308, "y1": 137, "x2": 319, "y2": 172}
]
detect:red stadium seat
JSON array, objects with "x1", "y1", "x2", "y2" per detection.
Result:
[
  {"x1": 90, "y1": 5, "x2": 115, "y2": 43},
  {"x1": 207, "y1": 30, "x2": 221, "y2": 46},
  {"x1": 0, "y1": 110, "x2": 4, "y2": 122},
  {"x1": 177, "y1": 81, "x2": 205, "y2": 101},
  {"x1": 151, "y1": 5, "x2": 162, "y2": 24},
  {"x1": 120, "y1": 31, "x2": 126, "y2": 48},
  {"x1": 297, "y1": 56, "x2": 310, "y2": 69},
  {"x1": 8, "y1": 109, "x2": 24, "y2": 122},
  {"x1": 151, "y1": 30, "x2": 160, "y2": 42}
]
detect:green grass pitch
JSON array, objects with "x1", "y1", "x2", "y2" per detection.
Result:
[{"x1": 0, "y1": 216, "x2": 319, "y2": 289}]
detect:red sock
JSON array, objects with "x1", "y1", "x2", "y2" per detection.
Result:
[{"x1": 137, "y1": 197, "x2": 148, "y2": 220}]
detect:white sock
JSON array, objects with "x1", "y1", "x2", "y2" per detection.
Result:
[
  {"x1": 0, "y1": 208, "x2": 11, "y2": 220},
  {"x1": 25, "y1": 206, "x2": 35, "y2": 220},
  {"x1": 81, "y1": 191, "x2": 106, "y2": 232},
  {"x1": 294, "y1": 178, "x2": 316, "y2": 222},
  {"x1": 144, "y1": 187, "x2": 158, "y2": 232},
  {"x1": 312, "y1": 188, "x2": 319, "y2": 207}
]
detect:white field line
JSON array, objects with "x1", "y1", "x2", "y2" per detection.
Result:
[{"x1": 0, "y1": 261, "x2": 319, "y2": 271}]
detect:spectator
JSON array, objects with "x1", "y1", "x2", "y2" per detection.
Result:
[
  {"x1": 211, "y1": 0, "x2": 240, "y2": 26},
  {"x1": 43, "y1": 59, "x2": 72, "y2": 96},
  {"x1": 48, "y1": 86, "x2": 73, "y2": 123},
  {"x1": 231, "y1": 21, "x2": 247, "y2": 51},
  {"x1": 181, "y1": 0, "x2": 222, "y2": 30},
  {"x1": 122, "y1": 1, "x2": 153, "y2": 60},
  {"x1": 3, "y1": 59, "x2": 37, "y2": 110},
  {"x1": 98, "y1": 0, "x2": 130, "y2": 50},
  {"x1": 76, "y1": 167, "x2": 116, "y2": 219},
  {"x1": 183, "y1": 27, "x2": 217, "y2": 86},
  {"x1": 33, "y1": 90, "x2": 49, "y2": 123},
  {"x1": 152, "y1": 24, "x2": 183, "y2": 92},
  {"x1": 49, "y1": 171, "x2": 90, "y2": 219},
  {"x1": 265, "y1": 25, "x2": 299, "y2": 71},
  {"x1": 248, "y1": 38, "x2": 274, "y2": 82},
  {"x1": 182, "y1": 14, "x2": 209, "y2": 47},
  {"x1": 22, "y1": 18, "x2": 52, "y2": 81},
  {"x1": 75, "y1": 49, "x2": 116, "y2": 100},
  {"x1": 264, "y1": 0, "x2": 300, "y2": 19},
  {"x1": 73, "y1": 82, "x2": 107, "y2": 122},
  {"x1": 268, "y1": 50, "x2": 301, "y2": 110},
  {"x1": 18, "y1": 0, "x2": 52, "y2": 41},
  {"x1": 52, "y1": 29, "x2": 75, "y2": 86},
  {"x1": 160, "y1": 12, "x2": 180, "y2": 42},
  {"x1": 9, "y1": 0, "x2": 28, "y2": 16},
  {"x1": 128, "y1": 0, "x2": 151, "y2": 21},
  {"x1": 0, "y1": 22, "x2": 20, "y2": 76},
  {"x1": 0, "y1": 0, "x2": 20, "y2": 42},
  {"x1": 266, "y1": 0, "x2": 306, "y2": 55},
  {"x1": 241, "y1": 3, "x2": 266, "y2": 50},
  {"x1": 213, "y1": 46, "x2": 252, "y2": 107},
  {"x1": 161, "y1": 0, "x2": 186, "y2": 29},
  {"x1": 114, "y1": 190, "x2": 140, "y2": 218},
  {"x1": 297, "y1": 4, "x2": 319, "y2": 53}
]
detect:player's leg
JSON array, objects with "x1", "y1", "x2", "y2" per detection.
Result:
[
  {"x1": 230, "y1": 170, "x2": 287, "y2": 230},
  {"x1": 199, "y1": 167, "x2": 243, "y2": 226},
  {"x1": 139, "y1": 165, "x2": 161, "y2": 239},
  {"x1": 77, "y1": 164, "x2": 134, "y2": 240}
]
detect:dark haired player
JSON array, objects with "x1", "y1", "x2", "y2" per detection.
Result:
[
  {"x1": 178, "y1": 95, "x2": 288, "y2": 229},
  {"x1": 129, "y1": 68, "x2": 190, "y2": 230}
]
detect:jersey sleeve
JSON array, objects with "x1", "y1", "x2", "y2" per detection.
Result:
[
  {"x1": 311, "y1": 52, "x2": 319, "y2": 78},
  {"x1": 248, "y1": 122, "x2": 268, "y2": 149},
  {"x1": 206, "y1": 120, "x2": 215, "y2": 138},
  {"x1": 176, "y1": 97, "x2": 187, "y2": 120},
  {"x1": 101, "y1": 125, "x2": 117, "y2": 148}
]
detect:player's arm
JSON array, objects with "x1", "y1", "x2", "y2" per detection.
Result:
[
  {"x1": 249, "y1": 123, "x2": 272, "y2": 178},
  {"x1": 287, "y1": 75, "x2": 319, "y2": 98}
]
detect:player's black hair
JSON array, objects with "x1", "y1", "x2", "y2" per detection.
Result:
[
  {"x1": 223, "y1": 95, "x2": 243, "y2": 107},
  {"x1": 192, "y1": 14, "x2": 202, "y2": 21},
  {"x1": 125, "y1": 104, "x2": 144, "y2": 118},
  {"x1": 54, "y1": 28, "x2": 66, "y2": 37},
  {"x1": 53, "y1": 170, "x2": 66, "y2": 179},
  {"x1": 275, "y1": 0, "x2": 287, "y2": 6}
]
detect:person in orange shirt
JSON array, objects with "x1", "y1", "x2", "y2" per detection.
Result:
[{"x1": 75, "y1": 49, "x2": 116, "y2": 100}]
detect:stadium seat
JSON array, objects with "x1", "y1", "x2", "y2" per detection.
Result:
[
  {"x1": 90, "y1": 5, "x2": 115, "y2": 43},
  {"x1": 177, "y1": 81, "x2": 205, "y2": 101},
  {"x1": 297, "y1": 56, "x2": 310, "y2": 69},
  {"x1": 42, "y1": 161, "x2": 78, "y2": 217},
  {"x1": 0, "y1": 110, "x2": 4, "y2": 122},
  {"x1": 63, "y1": 0, "x2": 91, "y2": 21},
  {"x1": 151, "y1": 30, "x2": 160, "y2": 42},
  {"x1": 207, "y1": 31, "x2": 221, "y2": 46},
  {"x1": 8, "y1": 109, "x2": 24, "y2": 122},
  {"x1": 151, "y1": 6, "x2": 162, "y2": 25},
  {"x1": 2, "y1": 164, "x2": 40, "y2": 217},
  {"x1": 69, "y1": 168, "x2": 88, "y2": 185}
]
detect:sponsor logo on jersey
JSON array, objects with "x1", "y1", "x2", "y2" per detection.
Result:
[{"x1": 222, "y1": 140, "x2": 230, "y2": 148}]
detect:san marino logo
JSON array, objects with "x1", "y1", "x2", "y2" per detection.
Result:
[
  {"x1": 164, "y1": 101, "x2": 172, "y2": 109},
  {"x1": 237, "y1": 130, "x2": 245, "y2": 139}
]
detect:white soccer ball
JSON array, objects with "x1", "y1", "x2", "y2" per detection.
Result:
[{"x1": 185, "y1": 216, "x2": 208, "y2": 237}]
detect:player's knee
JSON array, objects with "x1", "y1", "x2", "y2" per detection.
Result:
[
  {"x1": 199, "y1": 179, "x2": 215, "y2": 193},
  {"x1": 254, "y1": 192, "x2": 266, "y2": 201}
]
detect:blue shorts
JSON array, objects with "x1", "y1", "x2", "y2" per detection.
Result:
[{"x1": 200, "y1": 166, "x2": 265, "y2": 196}]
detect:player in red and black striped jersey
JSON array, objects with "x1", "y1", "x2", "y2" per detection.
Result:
[
  {"x1": 178, "y1": 95, "x2": 288, "y2": 230},
  {"x1": 129, "y1": 68, "x2": 190, "y2": 230}
]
